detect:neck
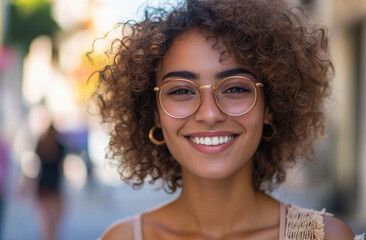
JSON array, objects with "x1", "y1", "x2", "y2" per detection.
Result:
[{"x1": 173, "y1": 162, "x2": 276, "y2": 238}]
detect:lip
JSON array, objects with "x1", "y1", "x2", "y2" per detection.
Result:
[
  {"x1": 186, "y1": 131, "x2": 237, "y2": 138},
  {"x1": 184, "y1": 131, "x2": 239, "y2": 155}
]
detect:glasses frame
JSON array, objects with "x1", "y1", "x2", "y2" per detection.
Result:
[{"x1": 154, "y1": 76, "x2": 264, "y2": 119}]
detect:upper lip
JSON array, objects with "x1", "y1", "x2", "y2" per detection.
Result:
[{"x1": 184, "y1": 131, "x2": 239, "y2": 138}]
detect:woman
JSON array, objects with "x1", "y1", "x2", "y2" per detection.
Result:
[
  {"x1": 94, "y1": 0, "x2": 364, "y2": 239},
  {"x1": 35, "y1": 123, "x2": 66, "y2": 240}
]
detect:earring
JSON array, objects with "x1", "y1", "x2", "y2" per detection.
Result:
[
  {"x1": 149, "y1": 126, "x2": 165, "y2": 146},
  {"x1": 262, "y1": 123, "x2": 277, "y2": 142}
]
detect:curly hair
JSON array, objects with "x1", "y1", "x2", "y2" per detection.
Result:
[{"x1": 93, "y1": 0, "x2": 333, "y2": 193}]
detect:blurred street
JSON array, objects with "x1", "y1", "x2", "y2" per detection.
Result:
[{"x1": 2, "y1": 160, "x2": 178, "y2": 240}]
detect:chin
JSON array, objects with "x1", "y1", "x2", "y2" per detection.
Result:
[{"x1": 182, "y1": 159, "x2": 252, "y2": 181}]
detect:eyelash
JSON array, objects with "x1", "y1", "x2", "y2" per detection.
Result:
[
  {"x1": 167, "y1": 87, "x2": 195, "y2": 95},
  {"x1": 223, "y1": 86, "x2": 251, "y2": 93}
]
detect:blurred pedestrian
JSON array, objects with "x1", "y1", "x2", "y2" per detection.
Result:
[{"x1": 35, "y1": 123, "x2": 66, "y2": 240}]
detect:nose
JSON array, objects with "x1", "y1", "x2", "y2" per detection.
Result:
[{"x1": 193, "y1": 88, "x2": 226, "y2": 125}]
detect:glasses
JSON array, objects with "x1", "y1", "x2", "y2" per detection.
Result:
[{"x1": 154, "y1": 76, "x2": 263, "y2": 119}]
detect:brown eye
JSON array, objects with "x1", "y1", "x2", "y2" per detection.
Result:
[
  {"x1": 223, "y1": 86, "x2": 251, "y2": 93},
  {"x1": 167, "y1": 88, "x2": 195, "y2": 95}
]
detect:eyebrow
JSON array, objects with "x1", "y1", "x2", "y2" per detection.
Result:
[
  {"x1": 161, "y1": 68, "x2": 256, "y2": 81},
  {"x1": 162, "y1": 71, "x2": 199, "y2": 81},
  {"x1": 216, "y1": 68, "x2": 256, "y2": 79}
]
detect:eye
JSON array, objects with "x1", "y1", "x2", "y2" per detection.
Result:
[
  {"x1": 225, "y1": 86, "x2": 249, "y2": 93},
  {"x1": 223, "y1": 85, "x2": 252, "y2": 94},
  {"x1": 167, "y1": 87, "x2": 195, "y2": 95}
]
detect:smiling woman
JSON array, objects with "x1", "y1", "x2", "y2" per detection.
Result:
[{"x1": 93, "y1": 0, "x2": 364, "y2": 239}]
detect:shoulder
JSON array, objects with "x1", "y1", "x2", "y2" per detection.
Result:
[
  {"x1": 324, "y1": 215, "x2": 355, "y2": 240},
  {"x1": 99, "y1": 217, "x2": 135, "y2": 240},
  {"x1": 285, "y1": 204, "x2": 356, "y2": 240}
]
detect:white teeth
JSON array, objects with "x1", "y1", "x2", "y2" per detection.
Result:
[
  {"x1": 212, "y1": 137, "x2": 219, "y2": 145},
  {"x1": 190, "y1": 135, "x2": 234, "y2": 146}
]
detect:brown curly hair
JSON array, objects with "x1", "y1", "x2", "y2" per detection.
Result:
[{"x1": 93, "y1": 0, "x2": 333, "y2": 193}]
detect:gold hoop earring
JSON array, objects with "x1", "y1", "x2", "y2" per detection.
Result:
[
  {"x1": 262, "y1": 123, "x2": 276, "y2": 142},
  {"x1": 149, "y1": 126, "x2": 165, "y2": 146}
]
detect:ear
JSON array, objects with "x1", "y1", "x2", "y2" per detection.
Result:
[
  {"x1": 153, "y1": 109, "x2": 161, "y2": 128},
  {"x1": 263, "y1": 107, "x2": 273, "y2": 124}
]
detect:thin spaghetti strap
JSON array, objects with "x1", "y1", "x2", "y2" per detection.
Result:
[
  {"x1": 279, "y1": 202, "x2": 286, "y2": 240},
  {"x1": 132, "y1": 214, "x2": 143, "y2": 240}
]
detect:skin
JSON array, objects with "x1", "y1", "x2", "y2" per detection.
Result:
[
  {"x1": 156, "y1": 29, "x2": 269, "y2": 182},
  {"x1": 101, "y1": 29, "x2": 355, "y2": 240}
]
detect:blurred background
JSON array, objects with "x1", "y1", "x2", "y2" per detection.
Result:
[{"x1": 0, "y1": 0, "x2": 365, "y2": 239}]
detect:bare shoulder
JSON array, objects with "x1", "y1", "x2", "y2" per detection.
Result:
[
  {"x1": 99, "y1": 218, "x2": 134, "y2": 240},
  {"x1": 324, "y1": 215, "x2": 355, "y2": 240}
]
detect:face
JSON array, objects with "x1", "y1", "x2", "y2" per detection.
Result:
[{"x1": 155, "y1": 29, "x2": 271, "y2": 180}]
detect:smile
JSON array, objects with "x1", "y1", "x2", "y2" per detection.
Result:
[{"x1": 189, "y1": 136, "x2": 235, "y2": 146}]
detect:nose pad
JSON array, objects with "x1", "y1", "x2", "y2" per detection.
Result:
[{"x1": 193, "y1": 88, "x2": 226, "y2": 124}]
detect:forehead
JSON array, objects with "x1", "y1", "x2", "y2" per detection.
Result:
[{"x1": 156, "y1": 29, "x2": 241, "y2": 81}]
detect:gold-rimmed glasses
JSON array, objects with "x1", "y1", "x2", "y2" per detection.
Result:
[{"x1": 154, "y1": 76, "x2": 264, "y2": 119}]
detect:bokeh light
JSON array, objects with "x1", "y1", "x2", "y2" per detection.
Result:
[
  {"x1": 63, "y1": 154, "x2": 87, "y2": 189},
  {"x1": 22, "y1": 35, "x2": 52, "y2": 106},
  {"x1": 20, "y1": 151, "x2": 41, "y2": 179}
]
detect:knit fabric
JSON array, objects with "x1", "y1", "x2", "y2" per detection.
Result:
[
  {"x1": 285, "y1": 205, "x2": 365, "y2": 240},
  {"x1": 285, "y1": 205, "x2": 330, "y2": 240}
]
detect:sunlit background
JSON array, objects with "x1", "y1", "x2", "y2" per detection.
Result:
[{"x1": 0, "y1": 0, "x2": 365, "y2": 239}]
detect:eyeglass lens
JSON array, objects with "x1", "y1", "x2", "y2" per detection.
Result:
[{"x1": 159, "y1": 77, "x2": 257, "y2": 118}]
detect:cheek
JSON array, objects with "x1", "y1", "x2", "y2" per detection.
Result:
[
  {"x1": 159, "y1": 115, "x2": 188, "y2": 163},
  {"x1": 160, "y1": 123, "x2": 181, "y2": 163},
  {"x1": 159, "y1": 115, "x2": 180, "y2": 143},
  {"x1": 242, "y1": 108, "x2": 265, "y2": 143}
]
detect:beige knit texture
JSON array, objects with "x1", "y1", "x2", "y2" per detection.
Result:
[
  {"x1": 285, "y1": 205, "x2": 364, "y2": 240},
  {"x1": 285, "y1": 205, "x2": 328, "y2": 240}
]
